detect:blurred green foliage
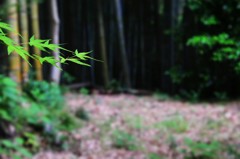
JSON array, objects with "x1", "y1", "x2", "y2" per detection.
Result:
[
  {"x1": 0, "y1": 138, "x2": 32, "y2": 159},
  {"x1": 79, "y1": 87, "x2": 90, "y2": 95},
  {"x1": 125, "y1": 115, "x2": 144, "y2": 130},
  {"x1": 154, "y1": 115, "x2": 189, "y2": 133},
  {"x1": 0, "y1": 75, "x2": 80, "y2": 158},
  {"x1": 181, "y1": 138, "x2": 221, "y2": 159},
  {"x1": 167, "y1": 0, "x2": 240, "y2": 100},
  {"x1": 148, "y1": 153, "x2": 163, "y2": 159},
  {"x1": 24, "y1": 80, "x2": 64, "y2": 109},
  {"x1": 111, "y1": 129, "x2": 139, "y2": 150},
  {"x1": 153, "y1": 91, "x2": 171, "y2": 101}
]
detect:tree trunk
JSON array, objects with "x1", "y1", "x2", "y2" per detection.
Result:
[
  {"x1": 49, "y1": 0, "x2": 61, "y2": 84},
  {"x1": 97, "y1": 0, "x2": 109, "y2": 87},
  {"x1": 31, "y1": 0, "x2": 43, "y2": 81},
  {"x1": 8, "y1": 0, "x2": 21, "y2": 85},
  {"x1": 114, "y1": 0, "x2": 131, "y2": 89},
  {"x1": 19, "y1": 0, "x2": 29, "y2": 83}
]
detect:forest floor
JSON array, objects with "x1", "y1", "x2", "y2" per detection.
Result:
[{"x1": 34, "y1": 93, "x2": 240, "y2": 159}]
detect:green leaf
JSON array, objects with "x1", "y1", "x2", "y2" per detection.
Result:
[
  {"x1": 0, "y1": 110, "x2": 12, "y2": 121},
  {"x1": 74, "y1": 50, "x2": 101, "y2": 62},
  {"x1": 67, "y1": 58, "x2": 91, "y2": 67},
  {"x1": 60, "y1": 56, "x2": 67, "y2": 63},
  {"x1": 0, "y1": 34, "x2": 15, "y2": 46},
  {"x1": 0, "y1": 22, "x2": 13, "y2": 31},
  {"x1": 13, "y1": 155, "x2": 22, "y2": 159},
  {"x1": 0, "y1": 21, "x2": 93, "y2": 73},
  {"x1": 1, "y1": 140, "x2": 14, "y2": 148},
  {"x1": 201, "y1": 15, "x2": 218, "y2": 26},
  {"x1": 15, "y1": 137, "x2": 24, "y2": 146},
  {"x1": 7, "y1": 45, "x2": 15, "y2": 55},
  {"x1": 18, "y1": 148, "x2": 32, "y2": 157},
  {"x1": 74, "y1": 50, "x2": 91, "y2": 60}
]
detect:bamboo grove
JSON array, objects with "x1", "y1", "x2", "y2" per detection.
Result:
[
  {"x1": 52, "y1": 0, "x2": 240, "y2": 98},
  {"x1": 1, "y1": 0, "x2": 240, "y2": 98},
  {"x1": 44, "y1": 0, "x2": 186, "y2": 91},
  {"x1": 0, "y1": 0, "x2": 93, "y2": 88}
]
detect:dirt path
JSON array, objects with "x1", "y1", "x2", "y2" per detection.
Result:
[{"x1": 35, "y1": 94, "x2": 240, "y2": 159}]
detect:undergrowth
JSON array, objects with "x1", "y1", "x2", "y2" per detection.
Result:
[{"x1": 0, "y1": 75, "x2": 81, "y2": 158}]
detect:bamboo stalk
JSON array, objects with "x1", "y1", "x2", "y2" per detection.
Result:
[
  {"x1": 49, "y1": 0, "x2": 61, "y2": 83},
  {"x1": 31, "y1": 0, "x2": 42, "y2": 81},
  {"x1": 8, "y1": 0, "x2": 21, "y2": 85},
  {"x1": 114, "y1": 0, "x2": 131, "y2": 89},
  {"x1": 19, "y1": 0, "x2": 29, "y2": 83},
  {"x1": 97, "y1": 0, "x2": 109, "y2": 87},
  {"x1": 87, "y1": 0, "x2": 96, "y2": 85}
]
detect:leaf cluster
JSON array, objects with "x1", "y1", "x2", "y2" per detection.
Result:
[
  {"x1": 186, "y1": 0, "x2": 240, "y2": 73},
  {"x1": 166, "y1": 0, "x2": 240, "y2": 100},
  {"x1": 0, "y1": 21, "x2": 94, "y2": 68}
]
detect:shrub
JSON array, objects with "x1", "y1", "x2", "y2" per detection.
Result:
[
  {"x1": 0, "y1": 75, "x2": 80, "y2": 158},
  {"x1": 24, "y1": 80, "x2": 64, "y2": 109},
  {"x1": 0, "y1": 75, "x2": 22, "y2": 122}
]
